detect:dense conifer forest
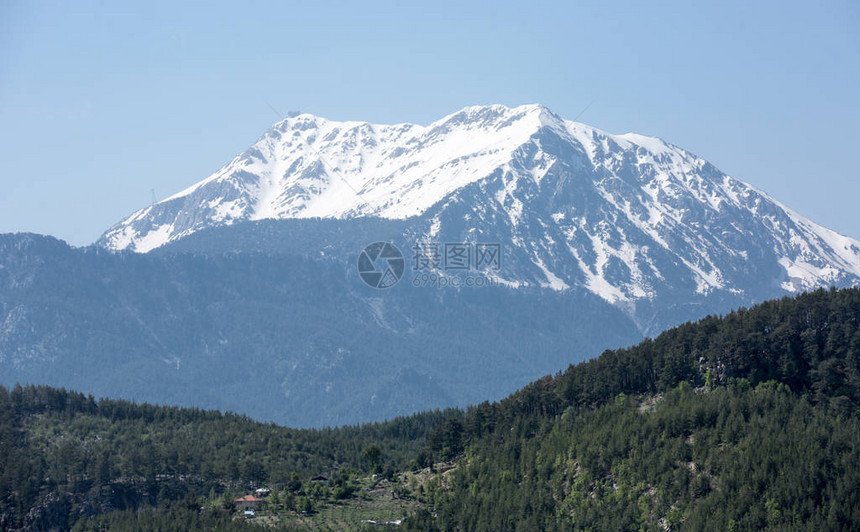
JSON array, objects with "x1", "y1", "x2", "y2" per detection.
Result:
[{"x1": 2, "y1": 288, "x2": 859, "y2": 530}]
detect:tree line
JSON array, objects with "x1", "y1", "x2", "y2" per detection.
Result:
[{"x1": 2, "y1": 287, "x2": 860, "y2": 530}]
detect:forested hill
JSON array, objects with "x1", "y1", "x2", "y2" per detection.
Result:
[
  {"x1": 481, "y1": 284, "x2": 860, "y2": 424},
  {"x1": 412, "y1": 287, "x2": 860, "y2": 530},
  {"x1": 0, "y1": 388, "x2": 456, "y2": 531},
  {"x1": 2, "y1": 288, "x2": 860, "y2": 530}
]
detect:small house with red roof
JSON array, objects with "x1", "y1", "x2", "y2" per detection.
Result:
[{"x1": 235, "y1": 494, "x2": 263, "y2": 509}]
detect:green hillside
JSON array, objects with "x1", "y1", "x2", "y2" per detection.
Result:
[{"x1": 2, "y1": 288, "x2": 859, "y2": 530}]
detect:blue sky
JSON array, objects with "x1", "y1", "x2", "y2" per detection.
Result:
[{"x1": 1, "y1": 0, "x2": 858, "y2": 245}]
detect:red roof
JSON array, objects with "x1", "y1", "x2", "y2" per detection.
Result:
[{"x1": 235, "y1": 494, "x2": 263, "y2": 502}]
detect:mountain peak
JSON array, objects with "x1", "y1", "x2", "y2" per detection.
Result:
[
  {"x1": 433, "y1": 103, "x2": 561, "y2": 129},
  {"x1": 98, "y1": 105, "x2": 860, "y2": 319},
  {"x1": 103, "y1": 103, "x2": 571, "y2": 252}
]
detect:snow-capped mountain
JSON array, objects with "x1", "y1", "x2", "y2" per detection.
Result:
[
  {"x1": 7, "y1": 104, "x2": 860, "y2": 425},
  {"x1": 99, "y1": 104, "x2": 860, "y2": 331}
]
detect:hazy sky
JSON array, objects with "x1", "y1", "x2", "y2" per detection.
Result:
[{"x1": 1, "y1": 0, "x2": 858, "y2": 246}]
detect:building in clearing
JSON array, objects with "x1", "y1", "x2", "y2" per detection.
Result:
[{"x1": 235, "y1": 495, "x2": 263, "y2": 509}]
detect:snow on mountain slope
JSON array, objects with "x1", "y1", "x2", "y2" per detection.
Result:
[
  {"x1": 101, "y1": 105, "x2": 553, "y2": 251},
  {"x1": 98, "y1": 104, "x2": 860, "y2": 319}
]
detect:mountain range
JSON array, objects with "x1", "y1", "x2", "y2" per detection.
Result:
[
  {"x1": 99, "y1": 104, "x2": 860, "y2": 332},
  {"x1": 1, "y1": 104, "x2": 859, "y2": 426}
]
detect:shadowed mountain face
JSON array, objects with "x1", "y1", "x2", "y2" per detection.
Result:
[{"x1": 0, "y1": 233, "x2": 642, "y2": 427}]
